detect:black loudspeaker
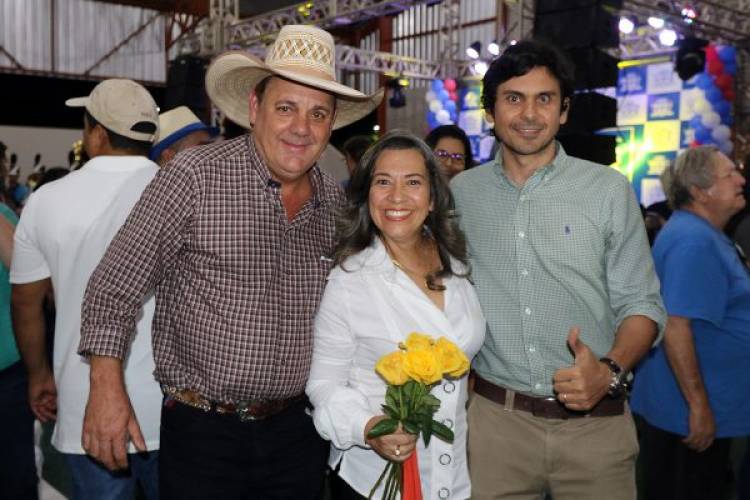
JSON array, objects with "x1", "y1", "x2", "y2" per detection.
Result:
[
  {"x1": 568, "y1": 48, "x2": 619, "y2": 89},
  {"x1": 561, "y1": 92, "x2": 617, "y2": 134},
  {"x1": 164, "y1": 55, "x2": 210, "y2": 119},
  {"x1": 558, "y1": 134, "x2": 617, "y2": 165},
  {"x1": 534, "y1": 1, "x2": 620, "y2": 49}
]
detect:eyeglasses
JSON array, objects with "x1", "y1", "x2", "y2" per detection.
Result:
[{"x1": 434, "y1": 149, "x2": 466, "y2": 162}]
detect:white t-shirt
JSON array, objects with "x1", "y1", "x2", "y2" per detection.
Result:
[{"x1": 10, "y1": 155, "x2": 162, "y2": 454}]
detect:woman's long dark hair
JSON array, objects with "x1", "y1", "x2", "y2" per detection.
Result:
[{"x1": 334, "y1": 130, "x2": 469, "y2": 288}]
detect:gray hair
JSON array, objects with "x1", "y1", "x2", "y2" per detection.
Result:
[{"x1": 661, "y1": 145, "x2": 720, "y2": 209}]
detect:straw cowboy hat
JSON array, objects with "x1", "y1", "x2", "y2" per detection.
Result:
[{"x1": 205, "y1": 25, "x2": 384, "y2": 130}]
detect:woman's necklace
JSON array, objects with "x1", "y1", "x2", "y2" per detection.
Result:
[{"x1": 382, "y1": 238, "x2": 435, "y2": 290}]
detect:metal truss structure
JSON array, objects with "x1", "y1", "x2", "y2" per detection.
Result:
[
  {"x1": 178, "y1": 0, "x2": 436, "y2": 55},
  {"x1": 438, "y1": 0, "x2": 461, "y2": 76}
]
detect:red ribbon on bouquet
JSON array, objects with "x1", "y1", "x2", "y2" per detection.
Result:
[{"x1": 401, "y1": 450, "x2": 423, "y2": 500}]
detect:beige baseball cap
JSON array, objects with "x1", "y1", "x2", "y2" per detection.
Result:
[{"x1": 65, "y1": 79, "x2": 159, "y2": 143}]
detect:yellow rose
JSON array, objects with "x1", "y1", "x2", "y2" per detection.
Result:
[
  {"x1": 434, "y1": 337, "x2": 470, "y2": 378},
  {"x1": 403, "y1": 332, "x2": 434, "y2": 352},
  {"x1": 375, "y1": 351, "x2": 409, "y2": 385},
  {"x1": 403, "y1": 349, "x2": 443, "y2": 385}
]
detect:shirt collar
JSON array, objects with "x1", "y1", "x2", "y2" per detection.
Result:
[
  {"x1": 245, "y1": 133, "x2": 335, "y2": 208},
  {"x1": 674, "y1": 209, "x2": 734, "y2": 245},
  {"x1": 492, "y1": 141, "x2": 568, "y2": 189}
]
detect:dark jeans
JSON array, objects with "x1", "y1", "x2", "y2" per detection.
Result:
[
  {"x1": 328, "y1": 467, "x2": 367, "y2": 500},
  {"x1": 739, "y1": 439, "x2": 750, "y2": 500},
  {"x1": 65, "y1": 451, "x2": 159, "y2": 500},
  {"x1": 637, "y1": 416, "x2": 731, "y2": 500},
  {"x1": 0, "y1": 361, "x2": 38, "y2": 500},
  {"x1": 159, "y1": 396, "x2": 328, "y2": 500}
]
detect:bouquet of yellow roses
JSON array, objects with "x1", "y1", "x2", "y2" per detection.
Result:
[{"x1": 367, "y1": 332, "x2": 470, "y2": 500}]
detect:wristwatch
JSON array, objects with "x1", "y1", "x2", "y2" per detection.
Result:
[{"x1": 599, "y1": 357, "x2": 628, "y2": 398}]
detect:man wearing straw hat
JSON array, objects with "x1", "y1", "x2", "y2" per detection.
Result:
[
  {"x1": 150, "y1": 106, "x2": 219, "y2": 167},
  {"x1": 78, "y1": 25, "x2": 382, "y2": 499}
]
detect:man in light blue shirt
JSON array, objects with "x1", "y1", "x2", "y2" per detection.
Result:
[{"x1": 451, "y1": 40, "x2": 665, "y2": 499}]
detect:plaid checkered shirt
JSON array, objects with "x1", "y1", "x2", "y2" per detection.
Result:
[{"x1": 79, "y1": 135, "x2": 345, "y2": 402}]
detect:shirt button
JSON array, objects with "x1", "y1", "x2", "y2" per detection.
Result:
[
  {"x1": 524, "y1": 307, "x2": 531, "y2": 315},
  {"x1": 518, "y1": 231, "x2": 525, "y2": 239},
  {"x1": 528, "y1": 346, "x2": 536, "y2": 353},
  {"x1": 519, "y1": 195, "x2": 526, "y2": 201},
  {"x1": 443, "y1": 381, "x2": 455, "y2": 394},
  {"x1": 439, "y1": 487, "x2": 450, "y2": 498},
  {"x1": 535, "y1": 383, "x2": 542, "y2": 390},
  {"x1": 521, "y1": 269, "x2": 529, "y2": 276},
  {"x1": 439, "y1": 453, "x2": 452, "y2": 465}
]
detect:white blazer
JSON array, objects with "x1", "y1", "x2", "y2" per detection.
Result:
[{"x1": 306, "y1": 238, "x2": 486, "y2": 499}]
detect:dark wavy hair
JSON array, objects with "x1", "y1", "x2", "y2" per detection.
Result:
[
  {"x1": 333, "y1": 130, "x2": 469, "y2": 288},
  {"x1": 482, "y1": 39, "x2": 574, "y2": 115},
  {"x1": 424, "y1": 124, "x2": 475, "y2": 172}
]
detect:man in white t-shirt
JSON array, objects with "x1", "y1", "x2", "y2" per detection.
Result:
[{"x1": 10, "y1": 79, "x2": 162, "y2": 500}]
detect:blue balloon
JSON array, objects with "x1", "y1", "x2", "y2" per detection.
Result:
[
  {"x1": 718, "y1": 45, "x2": 737, "y2": 64},
  {"x1": 689, "y1": 116, "x2": 703, "y2": 130},
  {"x1": 431, "y1": 79, "x2": 444, "y2": 92},
  {"x1": 444, "y1": 100, "x2": 457, "y2": 112},
  {"x1": 706, "y1": 87, "x2": 723, "y2": 103},
  {"x1": 695, "y1": 73, "x2": 714, "y2": 90},
  {"x1": 715, "y1": 100, "x2": 730, "y2": 116},
  {"x1": 695, "y1": 127, "x2": 712, "y2": 144},
  {"x1": 438, "y1": 89, "x2": 450, "y2": 102},
  {"x1": 724, "y1": 62, "x2": 737, "y2": 76},
  {"x1": 723, "y1": 113, "x2": 734, "y2": 126}
]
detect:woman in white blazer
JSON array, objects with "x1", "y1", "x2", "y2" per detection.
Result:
[{"x1": 306, "y1": 131, "x2": 486, "y2": 499}]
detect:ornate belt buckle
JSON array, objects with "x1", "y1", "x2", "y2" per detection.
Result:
[{"x1": 236, "y1": 400, "x2": 262, "y2": 422}]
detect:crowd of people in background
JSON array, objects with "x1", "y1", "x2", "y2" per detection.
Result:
[{"x1": 0, "y1": 22, "x2": 748, "y2": 500}]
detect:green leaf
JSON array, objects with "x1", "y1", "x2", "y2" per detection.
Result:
[
  {"x1": 421, "y1": 413, "x2": 433, "y2": 447},
  {"x1": 367, "y1": 418, "x2": 399, "y2": 438},
  {"x1": 402, "y1": 418, "x2": 421, "y2": 435},
  {"x1": 381, "y1": 404, "x2": 399, "y2": 420},
  {"x1": 431, "y1": 420, "x2": 455, "y2": 443},
  {"x1": 385, "y1": 387, "x2": 399, "y2": 410},
  {"x1": 421, "y1": 393, "x2": 441, "y2": 409}
]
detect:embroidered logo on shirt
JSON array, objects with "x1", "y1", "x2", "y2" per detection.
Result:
[{"x1": 564, "y1": 225, "x2": 571, "y2": 235}]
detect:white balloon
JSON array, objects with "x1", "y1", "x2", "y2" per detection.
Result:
[
  {"x1": 429, "y1": 100, "x2": 443, "y2": 113},
  {"x1": 701, "y1": 111, "x2": 721, "y2": 128},
  {"x1": 692, "y1": 98, "x2": 709, "y2": 114},
  {"x1": 436, "y1": 109, "x2": 451, "y2": 124},
  {"x1": 720, "y1": 140, "x2": 734, "y2": 155},
  {"x1": 711, "y1": 124, "x2": 731, "y2": 142},
  {"x1": 425, "y1": 90, "x2": 437, "y2": 102}
]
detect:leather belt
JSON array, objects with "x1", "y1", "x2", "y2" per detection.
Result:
[
  {"x1": 473, "y1": 375, "x2": 625, "y2": 419},
  {"x1": 163, "y1": 386, "x2": 305, "y2": 422}
]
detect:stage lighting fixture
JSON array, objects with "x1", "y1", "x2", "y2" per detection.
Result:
[
  {"x1": 472, "y1": 61, "x2": 489, "y2": 77},
  {"x1": 387, "y1": 78, "x2": 407, "y2": 108},
  {"x1": 618, "y1": 17, "x2": 635, "y2": 34},
  {"x1": 488, "y1": 40, "x2": 501, "y2": 56},
  {"x1": 659, "y1": 29, "x2": 677, "y2": 47},
  {"x1": 675, "y1": 36, "x2": 708, "y2": 81},
  {"x1": 466, "y1": 41, "x2": 481, "y2": 59},
  {"x1": 509, "y1": 39, "x2": 518, "y2": 46},
  {"x1": 648, "y1": 17, "x2": 665, "y2": 29}
]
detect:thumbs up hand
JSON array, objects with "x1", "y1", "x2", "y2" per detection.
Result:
[{"x1": 552, "y1": 327, "x2": 612, "y2": 411}]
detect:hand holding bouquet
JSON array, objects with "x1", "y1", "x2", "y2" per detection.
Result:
[{"x1": 366, "y1": 333, "x2": 470, "y2": 500}]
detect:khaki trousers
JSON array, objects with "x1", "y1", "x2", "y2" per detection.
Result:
[{"x1": 467, "y1": 392, "x2": 639, "y2": 500}]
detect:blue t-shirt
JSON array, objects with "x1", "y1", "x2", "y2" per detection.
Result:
[{"x1": 630, "y1": 210, "x2": 750, "y2": 438}]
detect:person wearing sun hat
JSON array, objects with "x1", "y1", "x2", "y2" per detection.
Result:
[
  {"x1": 149, "y1": 106, "x2": 219, "y2": 166},
  {"x1": 10, "y1": 78, "x2": 162, "y2": 499},
  {"x1": 77, "y1": 25, "x2": 383, "y2": 499}
]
